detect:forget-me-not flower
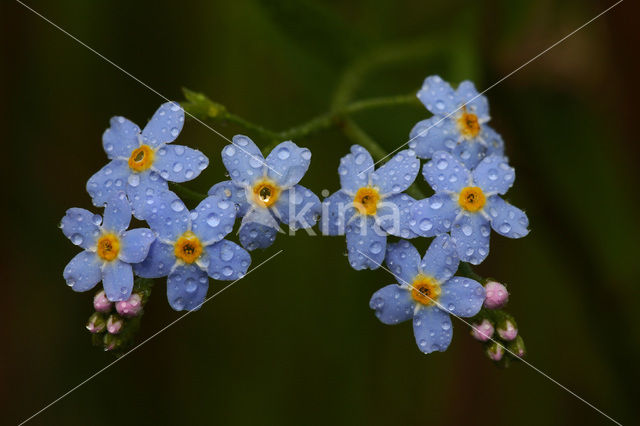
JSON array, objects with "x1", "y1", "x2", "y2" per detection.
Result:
[
  {"x1": 409, "y1": 75, "x2": 504, "y2": 169},
  {"x1": 369, "y1": 235, "x2": 485, "y2": 354},
  {"x1": 321, "y1": 145, "x2": 420, "y2": 270},
  {"x1": 410, "y1": 151, "x2": 529, "y2": 264},
  {"x1": 86, "y1": 102, "x2": 209, "y2": 219},
  {"x1": 134, "y1": 190, "x2": 251, "y2": 311},
  {"x1": 61, "y1": 192, "x2": 155, "y2": 301},
  {"x1": 208, "y1": 135, "x2": 320, "y2": 251}
]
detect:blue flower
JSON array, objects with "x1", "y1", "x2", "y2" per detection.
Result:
[
  {"x1": 409, "y1": 75, "x2": 504, "y2": 169},
  {"x1": 208, "y1": 135, "x2": 320, "y2": 251},
  {"x1": 410, "y1": 151, "x2": 530, "y2": 264},
  {"x1": 321, "y1": 145, "x2": 420, "y2": 270},
  {"x1": 134, "y1": 190, "x2": 251, "y2": 311},
  {"x1": 369, "y1": 236, "x2": 485, "y2": 354},
  {"x1": 86, "y1": 102, "x2": 209, "y2": 219},
  {"x1": 61, "y1": 192, "x2": 155, "y2": 301}
]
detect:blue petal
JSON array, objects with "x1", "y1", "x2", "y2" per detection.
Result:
[
  {"x1": 485, "y1": 196, "x2": 530, "y2": 238},
  {"x1": 102, "y1": 260, "x2": 133, "y2": 301},
  {"x1": 454, "y1": 81, "x2": 489, "y2": 120},
  {"x1": 265, "y1": 141, "x2": 311, "y2": 188},
  {"x1": 451, "y1": 213, "x2": 491, "y2": 265},
  {"x1": 152, "y1": 144, "x2": 209, "y2": 183},
  {"x1": 369, "y1": 284, "x2": 415, "y2": 325},
  {"x1": 119, "y1": 228, "x2": 155, "y2": 264},
  {"x1": 141, "y1": 102, "x2": 184, "y2": 148},
  {"x1": 385, "y1": 240, "x2": 420, "y2": 284},
  {"x1": 371, "y1": 150, "x2": 420, "y2": 195},
  {"x1": 125, "y1": 171, "x2": 170, "y2": 220},
  {"x1": 102, "y1": 192, "x2": 131, "y2": 234},
  {"x1": 472, "y1": 155, "x2": 515, "y2": 195},
  {"x1": 102, "y1": 116, "x2": 141, "y2": 159},
  {"x1": 86, "y1": 160, "x2": 130, "y2": 207},
  {"x1": 408, "y1": 117, "x2": 458, "y2": 159},
  {"x1": 338, "y1": 145, "x2": 374, "y2": 194},
  {"x1": 412, "y1": 305, "x2": 453, "y2": 354},
  {"x1": 207, "y1": 180, "x2": 250, "y2": 217},
  {"x1": 480, "y1": 125, "x2": 505, "y2": 157},
  {"x1": 422, "y1": 151, "x2": 470, "y2": 193},
  {"x1": 206, "y1": 239, "x2": 251, "y2": 280},
  {"x1": 439, "y1": 276, "x2": 485, "y2": 317},
  {"x1": 376, "y1": 193, "x2": 419, "y2": 239},
  {"x1": 191, "y1": 195, "x2": 237, "y2": 244},
  {"x1": 346, "y1": 215, "x2": 386, "y2": 270},
  {"x1": 410, "y1": 194, "x2": 459, "y2": 237},
  {"x1": 238, "y1": 208, "x2": 280, "y2": 251},
  {"x1": 416, "y1": 75, "x2": 457, "y2": 116},
  {"x1": 166, "y1": 264, "x2": 209, "y2": 311},
  {"x1": 452, "y1": 140, "x2": 486, "y2": 170},
  {"x1": 222, "y1": 135, "x2": 266, "y2": 186},
  {"x1": 420, "y1": 234, "x2": 460, "y2": 283},
  {"x1": 134, "y1": 240, "x2": 176, "y2": 278},
  {"x1": 61, "y1": 208, "x2": 101, "y2": 250},
  {"x1": 143, "y1": 190, "x2": 190, "y2": 241},
  {"x1": 272, "y1": 185, "x2": 321, "y2": 230},
  {"x1": 320, "y1": 190, "x2": 355, "y2": 236},
  {"x1": 63, "y1": 251, "x2": 102, "y2": 292}
]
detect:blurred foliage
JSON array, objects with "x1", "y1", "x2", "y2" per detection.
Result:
[{"x1": 2, "y1": 0, "x2": 638, "y2": 425}]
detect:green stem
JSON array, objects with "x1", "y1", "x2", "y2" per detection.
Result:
[{"x1": 458, "y1": 262, "x2": 484, "y2": 282}]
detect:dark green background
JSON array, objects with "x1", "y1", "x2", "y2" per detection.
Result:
[{"x1": 2, "y1": 0, "x2": 638, "y2": 425}]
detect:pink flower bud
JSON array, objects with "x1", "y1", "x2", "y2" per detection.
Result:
[
  {"x1": 471, "y1": 319, "x2": 494, "y2": 341},
  {"x1": 106, "y1": 315, "x2": 123, "y2": 334},
  {"x1": 508, "y1": 335, "x2": 526, "y2": 358},
  {"x1": 484, "y1": 281, "x2": 509, "y2": 309},
  {"x1": 497, "y1": 320, "x2": 518, "y2": 341},
  {"x1": 86, "y1": 313, "x2": 106, "y2": 334},
  {"x1": 103, "y1": 333, "x2": 118, "y2": 351},
  {"x1": 93, "y1": 290, "x2": 112, "y2": 313},
  {"x1": 486, "y1": 342, "x2": 504, "y2": 361},
  {"x1": 115, "y1": 293, "x2": 143, "y2": 318}
]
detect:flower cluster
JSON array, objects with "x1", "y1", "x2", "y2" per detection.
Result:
[
  {"x1": 62, "y1": 75, "x2": 529, "y2": 361},
  {"x1": 62, "y1": 102, "x2": 320, "y2": 322},
  {"x1": 322, "y1": 75, "x2": 529, "y2": 355}
]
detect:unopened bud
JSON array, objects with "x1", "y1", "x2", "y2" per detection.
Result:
[
  {"x1": 497, "y1": 319, "x2": 518, "y2": 341},
  {"x1": 106, "y1": 315, "x2": 123, "y2": 334},
  {"x1": 484, "y1": 281, "x2": 509, "y2": 309},
  {"x1": 508, "y1": 335, "x2": 526, "y2": 358},
  {"x1": 93, "y1": 290, "x2": 112, "y2": 313},
  {"x1": 115, "y1": 293, "x2": 143, "y2": 318},
  {"x1": 471, "y1": 319, "x2": 494, "y2": 341},
  {"x1": 86, "y1": 313, "x2": 106, "y2": 334},
  {"x1": 103, "y1": 333, "x2": 119, "y2": 351},
  {"x1": 486, "y1": 341, "x2": 504, "y2": 361}
]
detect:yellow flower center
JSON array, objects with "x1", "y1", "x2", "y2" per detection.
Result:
[
  {"x1": 97, "y1": 234, "x2": 120, "y2": 261},
  {"x1": 128, "y1": 145, "x2": 155, "y2": 172},
  {"x1": 174, "y1": 231, "x2": 203, "y2": 264},
  {"x1": 354, "y1": 187, "x2": 380, "y2": 215},
  {"x1": 457, "y1": 107, "x2": 481, "y2": 138},
  {"x1": 410, "y1": 275, "x2": 441, "y2": 306},
  {"x1": 458, "y1": 186, "x2": 486, "y2": 212},
  {"x1": 252, "y1": 179, "x2": 280, "y2": 208}
]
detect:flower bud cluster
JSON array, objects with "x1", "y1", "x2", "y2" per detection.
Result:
[{"x1": 469, "y1": 280, "x2": 526, "y2": 367}]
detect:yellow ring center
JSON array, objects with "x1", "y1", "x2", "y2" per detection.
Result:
[
  {"x1": 128, "y1": 145, "x2": 155, "y2": 172},
  {"x1": 252, "y1": 179, "x2": 280, "y2": 208},
  {"x1": 457, "y1": 107, "x2": 481, "y2": 139},
  {"x1": 458, "y1": 186, "x2": 486, "y2": 212},
  {"x1": 354, "y1": 187, "x2": 380, "y2": 215},
  {"x1": 97, "y1": 234, "x2": 120, "y2": 261},
  {"x1": 174, "y1": 231, "x2": 203, "y2": 264},
  {"x1": 410, "y1": 275, "x2": 441, "y2": 306}
]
